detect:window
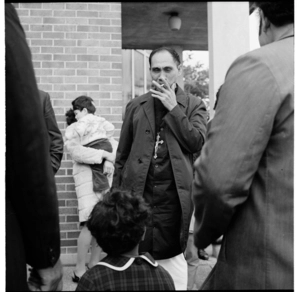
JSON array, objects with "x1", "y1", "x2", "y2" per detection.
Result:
[{"x1": 122, "y1": 49, "x2": 152, "y2": 119}]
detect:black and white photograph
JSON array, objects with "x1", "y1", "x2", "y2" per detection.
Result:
[{"x1": 4, "y1": 1, "x2": 296, "y2": 291}]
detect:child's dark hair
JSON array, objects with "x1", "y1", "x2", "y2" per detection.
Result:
[
  {"x1": 72, "y1": 95, "x2": 96, "y2": 114},
  {"x1": 65, "y1": 109, "x2": 76, "y2": 125},
  {"x1": 87, "y1": 189, "x2": 149, "y2": 256}
]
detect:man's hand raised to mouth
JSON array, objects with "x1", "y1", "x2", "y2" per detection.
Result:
[{"x1": 150, "y1": 79, "x2": 177, "y2": 111}]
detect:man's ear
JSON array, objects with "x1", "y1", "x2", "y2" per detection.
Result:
[
  {"x1": 259, "y1": 8, "x2": 270, "y2": 32},
  {"x1": 82, "y1": 108, "x2": 88, "y2": 114},
  {"x1": 177, "y1": 64, "x2": 183, "y2": 76}
]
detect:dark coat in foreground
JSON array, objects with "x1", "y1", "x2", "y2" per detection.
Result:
[{"x1": 6, "y1": 4, "x2": 60, "y2": 290}]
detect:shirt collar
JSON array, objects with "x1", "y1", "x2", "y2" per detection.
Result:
[
  {"x1": 96, "y1": 252, "x2": 158, "y2": 271},
  {"x1": 277, "y1": 25, "x2": 294, "y2": 42}
]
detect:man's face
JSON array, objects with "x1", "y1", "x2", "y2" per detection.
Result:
[
  {"x1": 150, "y1": 50, "x2": 181, "y2": 89},
  {"x1": 74, "y1": 108, "x2": 87, "y2": 121}
]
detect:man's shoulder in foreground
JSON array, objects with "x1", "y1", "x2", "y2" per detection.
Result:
[{"x1": 234, "y1": 33, "x2": 293, "y2": 66}]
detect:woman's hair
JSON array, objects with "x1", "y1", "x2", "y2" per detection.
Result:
[
  {"x1": 255, "y1": 1, "x2": 294, "y2": 27},
  {"x1": 72, "y1": 95, "x2": 96, "y2": 114},
  {"x1": 149, "y1": 46, "x2": 181, "y2": 67},
  {"x1": 87, "y1": 189, "x2": 150, "y2": 255},
  {"x1": 65, "y1": 108, "x2": 76, "y2": 125}
]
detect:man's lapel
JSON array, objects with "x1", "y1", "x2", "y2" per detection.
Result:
[
  {"x1": 176, "y1": 86, "x2": 187, "y2": 109},
  {"x1": 140, "y1": 92, "x2": 155, "y2": 138}
]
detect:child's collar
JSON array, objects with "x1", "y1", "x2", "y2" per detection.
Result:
[{"x1": 96, "y1": 252, "x2": 158, "y2": 271}]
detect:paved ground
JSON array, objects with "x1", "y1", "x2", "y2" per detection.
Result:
[
  {"x1": 187, "y1": 257, "x2": 217, "y2": 290},
  {"x1": 61, "y1": 257, "x2": 217, "y2": 291},
  {"x1": 61, "y1": 265, "x2": 79, "y2": 291}
]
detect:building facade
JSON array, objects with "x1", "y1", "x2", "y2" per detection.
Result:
[{"x1": 14, "y1": 2, "x2": 124, "y2": 263}]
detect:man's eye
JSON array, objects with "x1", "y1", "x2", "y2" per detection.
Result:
[{"x1": 152, "y1": 69, "x2": 160, "y2": 73}]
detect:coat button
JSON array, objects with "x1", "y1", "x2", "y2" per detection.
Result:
[{"x1": 145, "y1": 129, "x2": 150, "y2": 134}]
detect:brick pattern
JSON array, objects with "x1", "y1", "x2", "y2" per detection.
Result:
[{"x1": 14, "y1": 2, "x2": 122, "y2": 255}]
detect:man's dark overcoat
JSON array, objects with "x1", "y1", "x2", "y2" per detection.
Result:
[
  {"x1": 113, "y1": 86, "x2": 207, "y2": 255},
  {"x1": 6, "y1": 4, "x2": 60, "y2": 290},
  {"x1": 39, "y1": 90, "x2": 64, "y2": 174}
]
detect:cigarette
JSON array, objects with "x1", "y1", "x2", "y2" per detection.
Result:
[{"x1": 151, "y1": 81, "x2": 165, "y2": 91}]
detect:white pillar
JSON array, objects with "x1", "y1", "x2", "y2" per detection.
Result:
[
  {"x1": 207, "y1": 2, "x2": 250, "y2": 119},
  {"x1": 171, "y1": 45, "x2": 184, "y2": 89}
]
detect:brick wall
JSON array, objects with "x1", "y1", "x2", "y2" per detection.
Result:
[{"x1": 13, "y1": 2, "x2": 123, "y2": 261}]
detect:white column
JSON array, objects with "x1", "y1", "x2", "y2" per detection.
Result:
[
  {"x1": 171, "y1": 45, "x2": 184, "y2": 89},
  {"x1": 207, "y1": 2, "x2": 250, "y2": 119}
]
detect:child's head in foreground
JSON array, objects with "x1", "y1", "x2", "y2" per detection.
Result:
[{"x1": 87, "y1": 189, "x2": 149, "y2": 256}]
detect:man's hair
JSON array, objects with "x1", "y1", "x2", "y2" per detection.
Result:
[
  {"x1": 255, "y1": 1, "x2": 294, "y2": 27},
  {"x1": 214, "y1": 85, "x2": 223, "y2": 110},
  {"x1": 87, "y1": 189, "x2": 150, "y2": 255},
  {"x1": 65, "y1": 109, "x2": 76, "y2": 125},
  {"x1": 149, "y1": 46, "x2": 181, "y2": 67},
  {"x1": 72, "y1": 95, "x2": 96, "y2": 114}
]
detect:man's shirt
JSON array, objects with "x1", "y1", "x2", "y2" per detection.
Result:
[{"x1": 139, "y1": 97, "x2": 182, "y2": 259}]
